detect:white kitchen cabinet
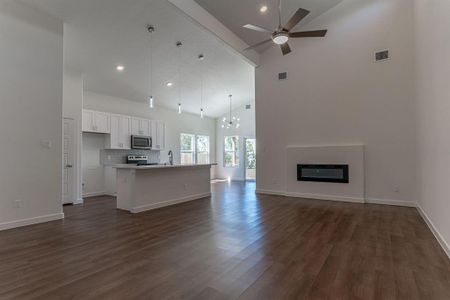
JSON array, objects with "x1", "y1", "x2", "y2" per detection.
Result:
[
  {"x1": 131, "y1": 117, "x2": 151, "y2": 136},
  {"x1": 106, "y1": 114, "x2": 131, "y2": 149},
  {"x1": 152, "y1": 121, "x2": 166, "y2": 150},
  {"x1": 82, "y1": 109, "x2": 111, "y2": 133}
]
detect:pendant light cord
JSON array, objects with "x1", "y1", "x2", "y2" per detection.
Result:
[
  {"x1": 149, "y1": 31, "x2": 153, "y2": 98},
  {"x1": 229, "y1": 95, "x2": 232, "y2": 123}
]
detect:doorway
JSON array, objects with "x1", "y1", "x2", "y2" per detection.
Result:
[
  {"x1": 244, "y1": 138, "x2": 256, "y2": 181},
  {"x1": 63, "y1": 118, "x2": 75, "y2": 204}
]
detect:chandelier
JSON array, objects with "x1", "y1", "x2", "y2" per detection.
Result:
[{"x1": 222, "y1": 94, "x2": 240, "y2": 129}]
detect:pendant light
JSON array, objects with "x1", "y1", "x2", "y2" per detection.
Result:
[
  {"x1": 176, "y1": 41, "x2": 183, "y2": 114},
  {"x1": 222, "y1": 94, "x2": 240, "y2": 129},
  {"x1": 199, "y1": 54, "x2": 205, "y2": 118},
  {"x1": 147, "y1": 25, "x2": 155, "y2": 108}
]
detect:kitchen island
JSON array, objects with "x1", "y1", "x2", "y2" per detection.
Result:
[{"x1": 113, "y1": 164, "x2": 215, "y2": 213}]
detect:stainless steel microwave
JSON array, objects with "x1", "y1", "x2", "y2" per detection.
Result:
[{"x1": 131, "y1": 135, "x2": 152, "y2": 149}]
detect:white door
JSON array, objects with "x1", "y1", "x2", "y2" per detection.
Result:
[
  {"x1": 140, "y1": 119, "x2": 151, "y2": 136},
  {"x1": 109, "y1": 114, "x2": 121, "y2": 149},
  {"x1": 82, "y1": 110, "x2": 95, "y2": 132},
  {"x1": 131, "y1": 118, "x2": 141, "y2": 135},
  {"x1": 155, "y1": 122, "x2": 165, "y2": 150},
  {"x1": 95, "y1": 111, "x2": 110, "y2": 133},
  {"x1": 120, "y1": 115, "x2": 132, "y2": 149},
  {"x1": 63, "y1": 118, "x2": 75, "y2": 204}
]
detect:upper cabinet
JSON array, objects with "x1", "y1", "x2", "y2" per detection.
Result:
[
  {"x1": 83, "y1": 109, "x2": 165, "y2": 151},
  {"x1": 152, "y1": 121, "x2": 166, "y2": 151},
  {"x1": 106, "y1": 114, "x2": 131, "y2": 149},
  {"x1": 131, "y1": 117, "x2": 151, "y2": 137},
  {"x1": 82, "y1": 110, "x2": 111, "y2": 133}
]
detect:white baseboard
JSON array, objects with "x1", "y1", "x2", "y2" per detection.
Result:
[
  {"x1": 131, "y1": 192, "x2": 211, "y2": 214},
  {"x1": 256, "y1": 189, "x2": 417, "y2": 207},
  {"x1": 256, "y1": 189, "x2": 364, "y2": 203},
  {"x1": 416, "y1": 205, "x2": 450, "y2": 259},
  {"x1": 285, "y1": 191, "x2": 364, "y2": 203},
  {"x1": 73, "y1": 198, "x2": 84, "y2": 205},
  {"x1": 365, "y1": 198, "x2": 417, "y2": 207},
  {"x1": 0, "y1": 213, "x2": 64, "y2": 231},
  {"x1": 83, "y1": 191, "x2": 106, "y2": 198},
  {"x1": 256, "y1": 189, "x2": 286, "y2": 196}
]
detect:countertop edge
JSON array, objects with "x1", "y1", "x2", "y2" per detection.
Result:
[{"x1": 113, "y1": 163, "x2": 217, "y2": 170}]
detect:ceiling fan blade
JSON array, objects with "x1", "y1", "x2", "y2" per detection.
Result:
[
  {"x1": 289, "y1": 29, "x2": 328, "y2": 38},
  {"x1": 243, "y1": 24, "x2": 273, "y2": 33},
  {"x1": 244, "y1": 39, "x2": 273, "y2": 51},
  {"x1": 283, "y1": 8, "x2": 310, "y2": 31},
  {"x1": 280, "y1": 43, "x2": 291, "y2": 55}
]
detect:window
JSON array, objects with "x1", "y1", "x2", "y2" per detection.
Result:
[
  {"x1": 196, "y1": 135, "x2": 210, "y2": 164},
  {"x1": 180, "y1": 134, "x2": 195, "y2": 164},
  {"x1": 180, "y1": 134, "x2": 210, "y2": 164},
  {"x1": 224, "y1": 136, "x2": 239, "y2": 167}
]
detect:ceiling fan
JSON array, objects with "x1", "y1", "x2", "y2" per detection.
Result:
[{"x1": 243, "y1": 0, "x2": 327, "y2": 55}]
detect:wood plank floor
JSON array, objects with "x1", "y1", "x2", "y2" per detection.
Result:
[{"x1": 0, "y1": 181, "x2": 449, "y2": 299}]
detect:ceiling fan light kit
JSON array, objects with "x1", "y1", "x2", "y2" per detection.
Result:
[
  {"x1": 272, "y1": 32, "x2": 289, "y2": 45},
  {"x1": 243, "y1": 0, "x2": 327, "y2": 55}
]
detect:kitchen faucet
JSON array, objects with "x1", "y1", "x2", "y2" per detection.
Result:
[{"x1": 168, "y1": 150, "x2": 173, "y2": 165}]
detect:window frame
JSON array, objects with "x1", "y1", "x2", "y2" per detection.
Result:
[
  {"x1": 196, "y1": 135, "x2": 210, "y2": 164},
  {"x1": 180, "y1": 133, "x2": 196, "y2": 165},
  {"x1": 223, "y1": 135, "x2": 240, "y2": 168},
  {"x1": 180, "y1": 133, "x2": 211, "y2": 165}
]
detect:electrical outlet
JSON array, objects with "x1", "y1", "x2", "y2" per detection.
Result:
[
  {"x1": 41, "y1": 140, "x2": 52, "y2": 149},
  {"x1": 394, "y1": 186, "x2": 400, "y2": 193},
  {"x1": 13, "y1": 199, "x2": 22, "y2": 208},
  {"x1": 184, "y1": 184, "x2": 188, "y2": 191}
]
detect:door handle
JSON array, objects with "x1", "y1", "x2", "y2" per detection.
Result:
[{"x1": 65, "y1": 165, "x2": 73, "y2": 168}]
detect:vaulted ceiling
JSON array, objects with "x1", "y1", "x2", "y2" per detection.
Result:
[
  {"x1": 193, "y1": 0, "x2": 344, "y2": 51},
  {"x1": 20, "y1": 0, "x2": 255, "y2": 117}
]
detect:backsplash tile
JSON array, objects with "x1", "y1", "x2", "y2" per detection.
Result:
[{"x1": 101, "y1": 149, "x2": 160, "y2": 166}]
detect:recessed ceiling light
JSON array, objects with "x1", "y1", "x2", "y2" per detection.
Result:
[
  {"x1": 260, "y1": 5, "x2": 268, "y2": 13},
  {"x1": 116, "y1": 65, "x2": 125, "y2": 72},
  {"x1": 166, "y1": 82, "x2": 173, "y2": 87}
]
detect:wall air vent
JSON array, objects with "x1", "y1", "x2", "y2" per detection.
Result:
[
  {"x1": 375, "y1": 50, "x2": 389, "y2": 62},
  {"x1": 245, "y1": 104, "x2": 251, "y2": 110},
  {"x1": 278, "y1": 72, "x2": 287, "y2": 80}
]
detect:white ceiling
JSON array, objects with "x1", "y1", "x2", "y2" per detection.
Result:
[
  {"x1": 194, "y1": 0, "x2": 343, "y2": 51},
  {"x1": 20, "y1": 0, "x2": 255, "y2": 118}
]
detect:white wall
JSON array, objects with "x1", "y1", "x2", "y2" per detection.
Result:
[
  {"x1": 414, "y1": 0, "x2": 450, "y2": 256},
  {"x1": 215, "y1": 103, "x2": 255, "y2": 180},
  {"x1": 63, "y1": 68, "x2": 83, "y2": 203},
  {"x1": 0, "y1": 1, "x2": 64, "y2": 229},
  {"x1": 255, "y1": 0, "x2": 416, "y2": 204}
]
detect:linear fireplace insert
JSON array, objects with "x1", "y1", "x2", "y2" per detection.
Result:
[{"x1": 297, "y1": 164, "x2": 349, "y2": 183}]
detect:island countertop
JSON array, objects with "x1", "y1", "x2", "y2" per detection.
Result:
[{"x1": 113, "y1": 163, "x2": 217, "y2": 170}]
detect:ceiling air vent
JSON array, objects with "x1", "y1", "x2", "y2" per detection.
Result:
[
  {"x1": 375, "y1": 50, "x2": 389, "y2": 62},
  {"x1": 245, "y1": 104, "x2": 251, "y2": 110},
  {"x1": 278, "y1": 72, "x2": 287, "y2": 80}
]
